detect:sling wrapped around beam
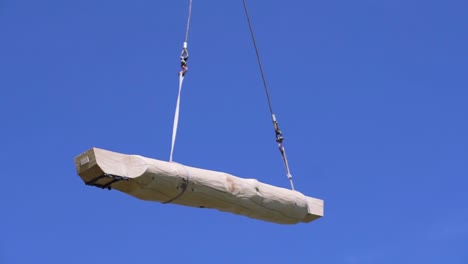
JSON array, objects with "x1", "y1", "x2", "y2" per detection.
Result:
[{"x1": 74, "y1": 148, "x2": 323, "y2": 224}]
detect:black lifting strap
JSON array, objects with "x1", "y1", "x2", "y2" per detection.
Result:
[{"x1": 242, "y1": 0, "x2": 295, "y2": 190}]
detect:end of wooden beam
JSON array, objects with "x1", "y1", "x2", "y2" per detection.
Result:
[
  {"x1": 74, "y1": 148, "x2": 147, "y2": 189},
  {"x1": 303, "y1": 197, "x2": 324, "y2": 223},
  {"x1": 74, "y1": 148, "x2": 103, "y2": 184}
]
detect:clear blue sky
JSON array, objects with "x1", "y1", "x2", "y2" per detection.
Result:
[{"x1": 1, "y1": 0, "x2": 467, "y2": 263}]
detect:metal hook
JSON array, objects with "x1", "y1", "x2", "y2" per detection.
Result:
[{"x1": 180, "y1": 48, "x2": 189, "y2": 62}]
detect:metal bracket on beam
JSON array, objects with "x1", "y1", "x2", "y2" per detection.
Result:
[{"x1": 85, "y1": 173, "x2": 129, "y2": 190}]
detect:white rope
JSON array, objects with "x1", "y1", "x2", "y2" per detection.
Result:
[
  {"x1": 170, "y1": 74, "x2": 185, "y2": 162},
  {"x1": 169, "y1": 0, "x2": 193, "y2": 162}
]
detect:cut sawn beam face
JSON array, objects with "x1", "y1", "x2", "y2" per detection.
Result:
[{"x1": 74, "y1": 148, "x2": 324, "y2": 225}]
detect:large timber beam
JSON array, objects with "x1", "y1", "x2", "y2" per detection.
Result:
[{"x1": 74, "y1": 148, "x2": 323, "y2": 224}]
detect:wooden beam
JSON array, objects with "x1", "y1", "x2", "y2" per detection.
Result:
[{"x1": 74, "y1": 148, "x2": 323, "y2": 224}]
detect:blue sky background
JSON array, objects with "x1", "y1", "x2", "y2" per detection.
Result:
[{"x1": 1, "y1": 0, "x2": 467, "y2": 263}]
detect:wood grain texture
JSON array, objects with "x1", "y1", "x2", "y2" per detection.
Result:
[{"x1": 74, "y1": 148, "x2": 323, "y2": 224}]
